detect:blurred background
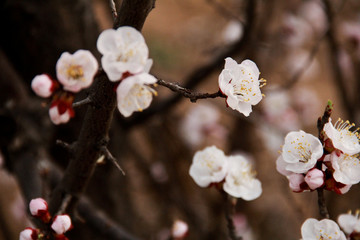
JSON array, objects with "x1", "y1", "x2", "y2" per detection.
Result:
[{"x1": 1, "y1": 0, "x2": 360, "y2": 239}]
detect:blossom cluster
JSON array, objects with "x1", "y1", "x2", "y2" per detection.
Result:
[
  {"x1": 97, "y1": 26, "x2": 157, "y2": 117},
  {"x1": 189, "y1": 146, "x2": 262, "y2": 201},
  {"x1": 19, "y1": 198, "x2": 72, "y2": 240},
  {"x1": 31, "y1": 50, "x2": 98, "y2": 124},
  {"x1": 277, "y1": 117, "x2": 360, "y2": 194},
  {"x1": 218, "y1": 57, "x2": 266, "y2": 117},
  {"x1": 301, "y1": 211, "x2": 360, "y2": 240}
]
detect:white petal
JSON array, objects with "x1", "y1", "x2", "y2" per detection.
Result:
[
  {"x1": 97, "y1": 29, "x2": 118, "y2": 55},
  {"x1": 241, "y1": 59, "x2": 260, "y2": 80}
]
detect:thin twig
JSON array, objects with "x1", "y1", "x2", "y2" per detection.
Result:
[
  {"x1": 317, "y1": 188, "x2": 330, "y2": 219},
  {"x1": 72, "y1": 97, "x2": 92, "y2": 108},
  {"x1": 222, "y1": 191, "x2": 241, "y2": 240},
  {"x1": 109, "y1": 0, "x2": 118, "y2": 21},
  {"x1": 101, "y1": 146, "x2": 125, "y2": 176},
  {"x1": 157, "y1": 79, "x2": 225, "y2": 103},
  {"x1": 55, "y1": 139, "x2": 73, "y2": 152}
]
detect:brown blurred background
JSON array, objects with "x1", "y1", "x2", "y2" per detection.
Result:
[{"x1": 1, "y1": 0, "x2": 360, "y2": 239}]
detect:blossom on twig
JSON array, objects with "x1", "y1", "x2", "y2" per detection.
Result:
[
  {"x1": 56, "y1": 50, "x2": 98, "y2": 93},
  {"x1": 31, "y1": 74, "x2": 57, "y2": 98},
  {"x1": 338, "y1": 210, "x2": 360, "y2": 235},
  {"x1": 51, "y1": 214, "x2": 72, "y2": 235},
  {"x1": 97, "y1": 26, "x2": 151, "y2": 81},
  {"x1": 218, "y1": 57, "x2": 265, "y2": 116}
]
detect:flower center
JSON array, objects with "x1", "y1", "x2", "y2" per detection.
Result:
[
  {"x1": 288, "y1": 137, "x2": 312, "y2": 163},
  {"x1": 67, "y1": 65, "x2": 84, "y2": 80},
  {"x1": 335, "y1": 118, "x2": 360, "y2": 142}
]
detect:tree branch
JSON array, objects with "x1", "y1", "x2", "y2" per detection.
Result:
[
  {"x1": 157, "y1": 79, "x2": 225, "y2": 103},
  {"x1": 48, "y1": 0, "x2": 156, "y2": 216}
]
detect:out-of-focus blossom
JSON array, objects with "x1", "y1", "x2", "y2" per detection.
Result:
[
  {"x1": 171, "y1": 220, "x2": 188, "y2": 239},
  {"x1": 304, "y1": 168, "x2": 324, "y2": 190},
  {"x1": 219, "y1": 57, "x2": 265, "y2": 116},
  {"x1": 56, "y1": 50, "x2": 98, "y2": 93},
  {"x1": 285, "y1": 50, "x2": 319, "y2": 81},
  {"x1": 301, "y1": 218, "x2": 346, "y2": 240},
  {"x1": 278, "y1": 130, "x2": 323, "y2": 173},
  {"x1": 97, "y1": 26, "x2": 150, "y2": 81},
  {"x1": 338, "y1": 211, "x2": 360, "y2": 235},
  {"x1": 324, "y1": 151, "x2": 360, "y2": 185},
  {"x1": 31, "y1": 74, "x2": 57, "y2": 98},
  {"x1": 19, "y1": 228, "x2": 38, "y2": 240},
  {"x1": 324, "y1": 118, "x2": 360, "y2": 155},
  {"x1": 222, "y1": 20, "x2": 243, "y2": 44},
  {"x1": 116, "y1": 72, "x2": 157, "y2": 117},
  {"x1": 341, "y1": 21, "x2": 360, "y2": 59},
  {"x1": 150, "y1": 161, "x2": 168, "y2": 183},
  {"x1": 223, "y1": 155, "x2": 262, "y2": 200},
  {"x1": 280, "y1": 14, "x2": 312, "y2": 47},
  {"x1": 298, "y1": 1, "x2": 327, "y2": 36},
  {"x1": 180, "y1": 103, "x2": 227, "y2": 147},
  {"x1": 189, "y1": 146, "x2": 228, "y2": 187},
  {"x1": 51, "y1": 215, "x2": 72, "y2": 235},
  {"x1": 262, "y1": 90, "x2": 300, "y2": 131},
  {"x1": 292, "y1": 87, "x2": 320, "y2": 126}
]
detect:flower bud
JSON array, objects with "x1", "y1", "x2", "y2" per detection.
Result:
[
  {"x1": 305, "y1": 168, "x2": 324, "y2": 190},
  {"x1": 51, "y1": 215, "x2": 72, "y2": 235},
  {"x1": 29, "y1": 198, "x2": 51, "y2": 223},
  {"x1": 31, "y1": 74, "x2": 54, "y2": 98},
  {"x1": 19, "y1": 228, "x2": 38, "y2": 240},
  {"x1": 288, "y1": 173, "x2": 305, "y2": 192}
]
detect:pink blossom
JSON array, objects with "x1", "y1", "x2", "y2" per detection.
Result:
[
  {"x1": 49, "y1": 100, "x2": 74, "y2": 125},
  {"x1": 31, "y1": 74, "x2": 56, "y2": 98},
  {"x1": 29, "y1": 198, "x2": 48, "y2": 216},
  {"x1": 304, "y1": 168, "x2": 324, "y2": 190},
  {"x1": 51, "y1": 215, "x2": 72, "y2": 234},
  {"x1": 19, "y1": 228, "x2": 37, "y2": 240},
  {"x1": 288, "y1": 173, "x2": 305, "y2": 192}
]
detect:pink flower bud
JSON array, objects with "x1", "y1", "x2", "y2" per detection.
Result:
[
  {"x1": 171, "y1": 220, "x2": 188, "y2": 239},
  {"x1": 51, "y1": 215, "x2": 72, "y2": 234},
  {"x1": 29, "y1": 198, "x2": 51, "y2": 223},
  {"x1": 29, "y1": 198, "x2": 47, "y2": 216},
  {"x1": 49, "y1": 104, "x2": 71, "y2": 125},
  {"x1": 19, "y1": 228, "x2": 37, "y2": 240},
  {"x1": 305, "y1": 168, "x2": 324, "y2": 190},
  {"x1": 31, "y1": 74, "x2": 54, "y2": 98},
  {"x1": 288, "y1": 173, "x2": 305, "y2": 192}
]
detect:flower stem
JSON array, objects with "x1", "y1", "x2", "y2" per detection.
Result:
[
  {"x1": 317, "y1": 188, "x2": 330, "y2": 219},
  {"x1": 222, "y1": 192, "x2": 242, "y2": 240}
]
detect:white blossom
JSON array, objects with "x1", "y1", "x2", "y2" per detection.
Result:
[
  {"x1": 56, "y1": 49, "x2": 98, "y2": 92},
  {"x1": 324, "y1": 152, "x2": 360, "y2": 185},
  {"x1": 218, "y1": 57, "x2": 265, "y2": 117},
  {"x1": 338, "y1": 211, "x2": 360, "y2": 234},
  {"x1": 29, "y1": 198, "x2": 48, "y2": 216},
  {"x1": 223, "y1": 155, "x2": 262, "y2": 200},
  {"x1": 288, "y1": 173, "x2": 305, "y2": 192},
  {"x1": 51, "y1": 214, "x2": 72, "y2": 235},
  {"x1": 280, "y1": 130, "x2": 323, "y2": 173},
  {"x1": 171, "y1": 220, "x2": 188, "y2": 239},
  {"x1": 31, "y1": 74, "x2": 55, "y2": 98},
  {"x1": 189, "y1": 146, "x2": 228, "y2": 187},
  {"x1": 301, "y1": 218, "x2": 346, "y2": 240},
  {"x1": 97, "y1": 26, "x2": 150, "y2": 81},
  {"x1": 116, "y1": 72, "x2": 157, "y2": 117},
  {"x1": 324, "y1": 118, "x2": 360, "y2": 155}
]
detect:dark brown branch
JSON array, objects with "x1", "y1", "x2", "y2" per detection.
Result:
[
  {"x1": 48, "y1": 0, "x2": 156, "y2": 216},
  {"x1": 157, "y1": 79, "x2": 225, "y2": 103},
  {"x1": 317, "y1": 188, "x2": 330, "y2": 219}
]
